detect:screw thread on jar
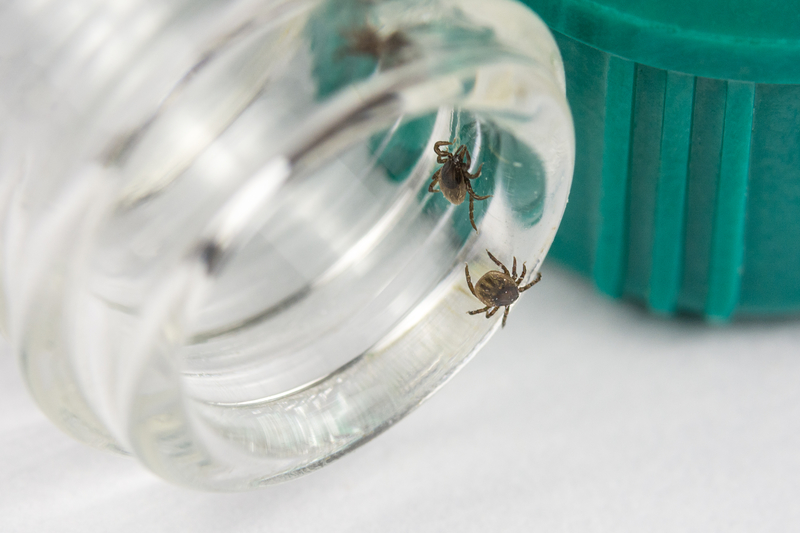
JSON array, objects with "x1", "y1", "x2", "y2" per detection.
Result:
[{"x1": 1, "y1": 0, "x2": 573, "y2": 489}]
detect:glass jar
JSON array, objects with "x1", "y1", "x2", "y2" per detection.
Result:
[{"x1": 0, "y1": 0, "x2": 573, "y2": 490}]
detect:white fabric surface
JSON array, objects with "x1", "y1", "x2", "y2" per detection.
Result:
[{"x1": 2, "y1": 266, "x2": 800, "y2": 532}]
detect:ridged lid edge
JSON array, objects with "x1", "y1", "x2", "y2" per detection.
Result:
[{"x1": 522, "y1": 0, "x2": 800, "y2": 83}]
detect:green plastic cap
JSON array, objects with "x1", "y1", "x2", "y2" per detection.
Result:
[
  {"x1": 521, "y1": 0, "x2": 800, "y2": 320},
  {"x1": 524, "y1": 0, "x2": 800, "y2": 82}
]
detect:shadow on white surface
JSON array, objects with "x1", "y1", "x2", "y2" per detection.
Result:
[{"x1": 3, "y1": 265, "x2": 800, "y2": 532}]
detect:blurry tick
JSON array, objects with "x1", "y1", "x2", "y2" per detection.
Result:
[
  {"x1": 429, "y1": 141, "x2": 490, "y2": 231},
  {"x1": 465, "y1": 250, "x2": 542, "y2": 327},
  {"x1": 339, "y1": 25, "x2": 410, "y2": 64}
]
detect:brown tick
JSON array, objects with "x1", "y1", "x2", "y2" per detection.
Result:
[
  {"x1": 465, "y1": 250, "x2": 542, "y2": 328},
  {"x1": 429, "y1": 141, "x2": 490, "y2": 231},
  {"x1": 339, "y1": 25, "x2": 410, "y2": 64}
]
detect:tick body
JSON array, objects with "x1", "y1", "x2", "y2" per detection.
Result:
[
  {"x1": 465, "y1": 250, "x2": 542, "y2": 327},
  {"x1": 429, "y1": 141, "x2": 490, "y2": 231}
]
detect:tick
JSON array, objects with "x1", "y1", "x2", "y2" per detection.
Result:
[
  {"x1": 429, "y1": 141, "x2": 490, "y2": 231},
  {"x1": 339, "y1": 25, "x2": 410, "y2": 64},
  {"x1": 465, "y1": 250, "x2": 542, "y2": 327}
]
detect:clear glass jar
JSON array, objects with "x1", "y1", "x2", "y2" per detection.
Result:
[{"x1": 0, "y1": 0, "x2": 573, "y2": 490}]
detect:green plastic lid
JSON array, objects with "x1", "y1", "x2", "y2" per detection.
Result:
[
  {"x1": 522, "y1": 0, "x2": 800, "y2": 320},
  {"x1": 523, "y1": 0, "x2": 800, "y2": 83}
]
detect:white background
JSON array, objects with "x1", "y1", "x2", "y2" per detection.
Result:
[{"x1": 3, "y1": 266, "x2": 800, "y2": 532}]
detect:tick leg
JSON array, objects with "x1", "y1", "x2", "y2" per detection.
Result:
[
  {"x1": 467, "y1": 163, "x2": 484, "y2": 179},
  {"x1": 512, "y1": 257, "x2": 517, "y2": 278},
  {"x1": 486, "y1": 250, "x2": 510, "y2": 276},
  {"x1": 486, "y1": 306, "x2": 499, "y2": 318},
  {"x1": 434, "y1": 141, "x2": 452, "y2": 157},
  {"x1": 428, "y1": 169, "x2": 441, "y2": 193},
  {"x1": 468, "y1": 194, "x2": 478, "y2": 231},
  {"x1": 516, "y1": 262, "x2": 527, "y2": 284},
  {"x1": 468, "y1": 305, "x2": 491, "y2": 315},
  {"x1": 502, "y1": 306, "x2": 510, "y2": 328},
  {"x1": 464, "y1": 264, "x2": 477, "y2": 297},
  {"x1": 466, "y1": 179, "x2": 491, "y2": 201},
  {"x1": 519, "y1": 272, "x2": 542, "y2": 292},
  {"x1": 466, "y1": 179, "x2": 491, "y2": 231},
  {"x1": 462, "y1": 146, "x2": 471, "y2": 168}
]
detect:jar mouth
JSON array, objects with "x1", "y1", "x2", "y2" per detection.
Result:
[{"x1": 10, "y1": 0, "x2": 574, "y2": 490}]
